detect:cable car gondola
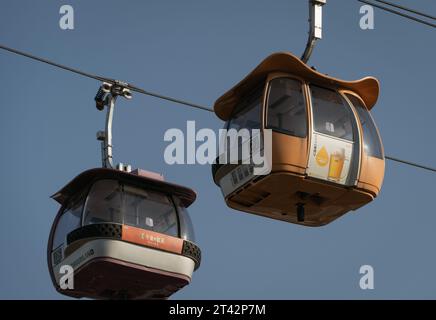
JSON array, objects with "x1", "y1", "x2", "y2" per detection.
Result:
[
  {"x1": 212, "y1": 52, "x2": 385, "y2": 226},
  {"x1": 47, "y1": 82, "x2": 201, "y2": 299}
]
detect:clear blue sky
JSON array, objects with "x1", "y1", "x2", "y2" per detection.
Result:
[{"x1": 0, "y1": 0, "x2": 435, "y2": 299}]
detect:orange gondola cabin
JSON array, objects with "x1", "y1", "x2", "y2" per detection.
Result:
[{"x1": 212, "y1": 52, "x2": 385, "y2": 226}]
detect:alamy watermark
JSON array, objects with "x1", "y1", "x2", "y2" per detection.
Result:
[
  {"x1": 59, "y1": 265, "x2": 74, "y2": 290},
  {"x1": 359, "y1": 264, "x2": 375, "y2": 290},
  {"x1": 59, "y1": 5, "x2": 74, "y2": 30},
  {"x1": 360, "y1": 5, "x2": 375, "y2": 30},
  {"x1": 163, "y1": 121, "x2": 272, "y2": 176}
]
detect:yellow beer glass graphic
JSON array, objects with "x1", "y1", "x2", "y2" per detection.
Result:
[{"x1": 328, "y1": 148, "x2": 345, "y2": 181}]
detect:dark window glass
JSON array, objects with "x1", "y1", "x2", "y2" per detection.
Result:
[
  {"x1": 346, "y1": 94, "x2": 383, "y2": 159},
  {"x1": 123, "y1": 186, "x2": 179, "y2": 237},
  {"x1": 311, "y1": 86, "x2": 355, "y2": 141},
  {"x1": 175, "y1": 198, "x2": 196, "y2": 242},
  {"x1": 226, "y1": 87, "x2": 262, "y2": 132},
  {"x1": 83, "y1": 180, "x2": 178, "y2": 237},
  {"x1": 222, "y1": 87, "x2": 263, "y2": 162},
  {"x1": 83, "y1": 180, "x2": 123, "y2": 225},
  {"x1": 52, "y1": 199, "x2": 83, "y2": 250},
  {"x1": 267, "y1": 78, "x2": 307, "y2": 137}
]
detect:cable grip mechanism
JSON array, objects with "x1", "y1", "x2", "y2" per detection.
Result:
[{"x1": 94, "y1": 81, "x2": 132, "y2": 171}]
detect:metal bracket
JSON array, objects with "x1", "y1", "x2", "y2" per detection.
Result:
[
  {"x1": 301, "y1": 0, "x2": 326, "y2": 64},
  {"x1": 95, "y1": 81, "x2": 132, "y2": 170}
]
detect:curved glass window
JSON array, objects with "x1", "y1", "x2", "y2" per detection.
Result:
[
  {"x1": 175, "y1": 198, "x2": 196, "y2": 242},
  {"x1": 310, "y1": 86, "x2": 355, "y2": 141},
  {"x1": 221, "y1": 86, "x2": 263, "y2": 162},
  {"x1": 226, "y1": 86, "x2": 263, "y2": 132},
  {"x1": 83, "y1": 179, "x2": 123, "y2": 225},
  {"x1": 83, "y1": 180, "x2": 179, "y2": 237},
  {"x1": 346, "y1": 94, "x2": 384, "y2": 159},
  {"x1": 267, "y1": 78, "x2": 307, "y2": 137},
  {"x1": 123, "y1": 186, "x2": 178, "y2": 237},
  {"x1": 52, "y1": 199, "x2": 83, "y2": 250}
]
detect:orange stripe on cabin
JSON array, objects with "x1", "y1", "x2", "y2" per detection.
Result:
[{"x1": 121, "y1": 225, "x2": 183, "y2": 254}]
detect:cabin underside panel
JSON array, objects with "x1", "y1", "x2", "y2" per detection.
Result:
[
  {"x1": 53, "y1": 239, "x2": 194, "y2": 299},
  {"x1": 226, "y1": 172, "x2": 374, "y2": 226}
]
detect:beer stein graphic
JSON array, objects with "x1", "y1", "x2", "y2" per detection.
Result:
[{"x1": 328, "y1": 148, "x2": 345, "y2": 181}]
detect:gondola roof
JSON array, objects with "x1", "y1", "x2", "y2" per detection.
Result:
[
  {"x1": 51, "y1": 168, "x2": 196, "y2": 208},
  {"x1": 214, "y1": 52, "x2": 380, "y2": 120}
]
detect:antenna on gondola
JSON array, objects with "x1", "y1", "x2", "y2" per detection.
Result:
[{"x1": 301, "y1": 0, "x2": 326, "y2": 63}]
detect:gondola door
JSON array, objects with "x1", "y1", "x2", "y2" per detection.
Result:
[{"x1": 307, "y1": 85, "x2": 360, "y2": 186}]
